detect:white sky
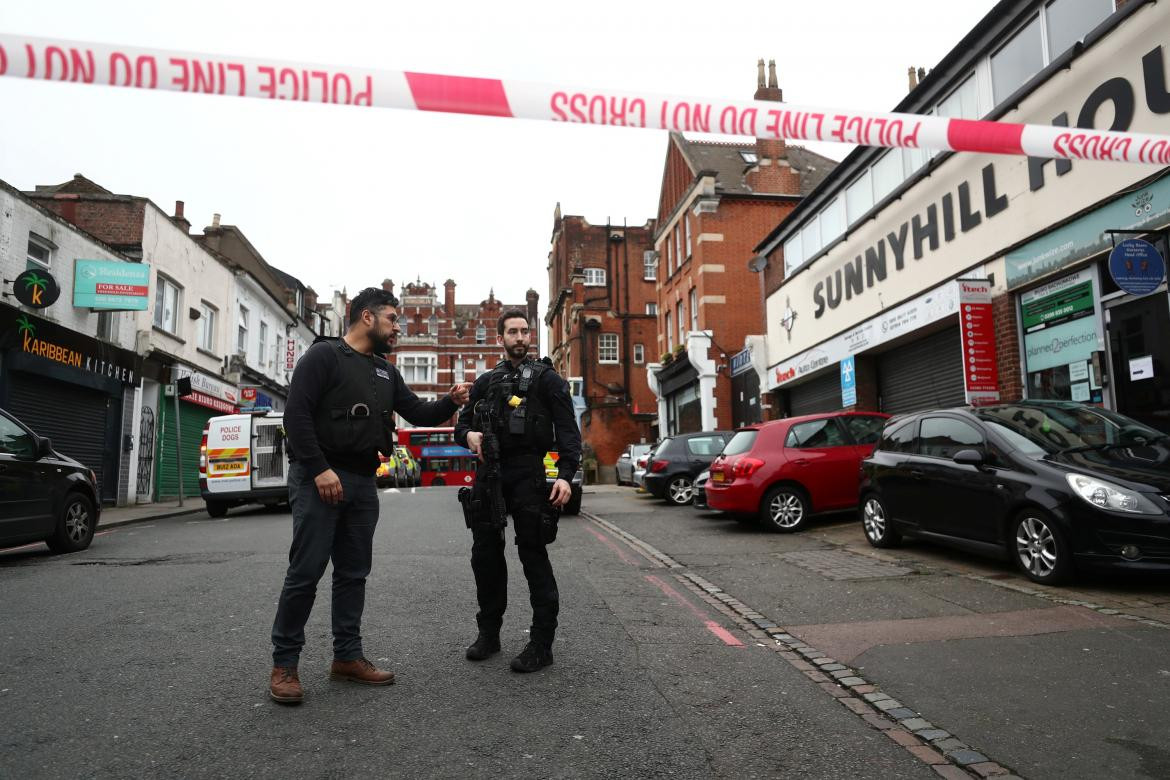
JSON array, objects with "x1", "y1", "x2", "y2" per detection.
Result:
[{"x1": 0, "y1": 0, "x2": 997, "y2": 315}]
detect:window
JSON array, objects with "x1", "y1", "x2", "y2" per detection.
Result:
[
  {"x1": 677, "y1": 300, "x2": 686, "y2": 344},
  {"x1": 428, "y1": 314, "x2": 438, "y2": 334},
  {"x1": 722, "y1": 430, "x2": 758, "y2": 457},
  {"x1": 645, "y1": 302, "x2": 658, "y2": 316},
  {"x1": 643, "y1": 251, "x2": 657, "y2": 281},
  {"x1": 634, "y1": 344, "x2": 645, "y2": 364},
  {"x1": 664, "y1": 311, "x2": 673, "y2": 351},
  {"x1": 819, "y1": 197, "x2": 845, "y2": 248},
  {"x1": 918, "y1": 417, "x2": 985, "y2": 459},
  {"x1": 399, "y1": 354, "x2": 438, "y2": 384},
  {"x1": 845, "y1": 170, "x2": 874, "y2": 225},
  {"x1": 598, "y1": 333, "x2": 619, "y2": 363},
  {"x1": 475, "y1": 359, "x2": 486, "y2": 375},
  {"x1": 937, "y1": 76, "x2": 978, "y2": 120},
  {"x1": 689, "y1": 288, "x2": 698, "y2": 332},
  {"x1": 843, "y1": 415, "x2": 887, "y2": 446},
  {"x1": 871, "y1": 149, "x2": 905, "y2": 203},
  {"x1": 0, "y1": 413, "x2": 36, "y2": 457},
  {"x1": 199, "y1": 302, "x2": 217, "y2": 352},
  {"x1": 475, "y1": 324, "x2": 487, "y2": 344},
  {"x1": 786, "y1": 418, "x2": 847, "y2": 448},
  {"x1": 26, "y1": 233, "x2": 53, "y2": 271},
  {"x1": 685, "y1": 215, "x2": 693, "y2": 259},
  {"x1": 878, "y1": 420, "x2": 916, "y2": 453},
  {"x1": 665, "y1": 240, "x2": 673, "y2": 276},
  {"x1": 584, "y1": 267, "x2": 606, "y2": 287},
  {"x1": 739, "y1": 150, "x2": 758, "y2": 163},
  {"x1": 685, "y1": 435, "x2": 726, "y2": 457},
  {"x1": 97, "y1": 311, "x2": 116, "y2": 342},
  {"x1": 1045, "y1": 0, "x2": 1112, "y2": 63},
  {"x1": 153, "y1": 275, "x2": 180, "y2": 334},
  {"x1": 783, "y1": 233, "x2": 803, "y2": 276},
  {"x1": 259, "y1": 321, "x2": 269, "y2": 365},
  {"x1": 237, "y1": 305, "x2": 249, "y2": 353},
  {"x1": 673, "y1": 225, "x2": 682, "y2": 266},
  {"x1": 991, "y1": 15, "x2": 1044, "y2": 101},
  {"x1": 799, "y1": 218, "x2": 822, "y2": 262}
]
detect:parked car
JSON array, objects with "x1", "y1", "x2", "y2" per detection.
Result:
[
  {"x1": 693, "y1": 469, "x2": 711, "y2": 510},
  {"x1": 545, "y1": 450, "x2": 583, "y2": 515},
  {"x1": 0, "y1": 407, "x2": 100, "y2": 554},
  {"x1": 616, "y1": 443, "x2": 653, "y2": 486},
  {"x1": 633, "y1": 451, "x2": 652, "y2": 489},
  {"x1": 860, "y1": 401, "x2": 1170, "y2": 585},
  {"x1": 644, "y1": 431, "x2": 735, "y2": 506},
  {"x1": 707, "y1": 412, "x2": 889, "y2": 532}
]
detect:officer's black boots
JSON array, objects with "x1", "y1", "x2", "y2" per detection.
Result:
[
  {"x1": 465, "y1": 633, "x2": 501, "y2": 661},
  {"x1": 510, "y1": 641, "x2": 554, "y2": 673}
]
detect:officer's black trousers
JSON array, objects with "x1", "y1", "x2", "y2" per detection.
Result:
[{"x1": 470, "y1": 456, "x2": 559, "y2": 648}]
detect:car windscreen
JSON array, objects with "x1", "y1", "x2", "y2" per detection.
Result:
[
  {"x1": 976, "y1": 404, "x2": 1165, "y2": 454},
  {"x1": 721, "y1": 430, "x2": 758, "y2": 457}
]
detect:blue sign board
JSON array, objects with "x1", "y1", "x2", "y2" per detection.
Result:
[
  {"x1": 840, "y1": 356, "x2": 857, "y2": 407},
  {"x1": 73, "y1": 259, "x2": 151, "y2": 310},
  {"x1": 422, "y1": 445, "x2": 474, "y2": 458},
  {"x1": 1108, "y1": 238, "x2": 1165, "y2": 296},
  {"x1": 730, "y1": 347, "x2": 753, "y2": 377}
]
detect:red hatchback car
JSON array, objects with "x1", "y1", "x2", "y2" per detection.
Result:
[{"x1": 706, "y1": 411, "x2": 889, "y2": 532}]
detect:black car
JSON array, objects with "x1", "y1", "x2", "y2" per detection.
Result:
[
  {"x1": 860, "y1": 401, "x2": 1170, "y2": 585},
  {"x1": 0, "y1": 408, "x2": 100, "y2": 554},
  {"x1": 643, "y1": 431, "x2": 734, "y2": 506}
]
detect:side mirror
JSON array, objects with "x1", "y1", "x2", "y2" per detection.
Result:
[
  {"x1": 37, "y1": 436, "x2": 54, "y2": 459},
  {"x1": 953, "y1": 449, "x2": 985, "y2": 468}
]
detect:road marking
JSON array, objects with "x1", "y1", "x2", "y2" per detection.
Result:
[
  {"x1": 645, "y1": 574, "x2": 744, "y2": 647},
  {"x1": 583, "y1": 525, "x2": 641, "y2": 567}
]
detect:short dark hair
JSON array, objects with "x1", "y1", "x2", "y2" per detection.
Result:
[
  {"x1": 497, "y1": 308, "x2": 530, "y2": 335},
  {"x1": 348, "y1": 287, "x2": 400, "y2": 325}
]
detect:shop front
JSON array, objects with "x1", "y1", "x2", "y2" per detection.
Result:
[
  {"x1": 0, "y1": 304, "x2": 141, "y2": 504},
  {"x1": 155, "y1": 366, "x2": 238, "y2": 499}
]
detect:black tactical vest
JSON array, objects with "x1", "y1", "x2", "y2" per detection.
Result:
[
  {"x1": 484, "y1": 357, "x2": 556, "y2": 454},
  {"x1": 311, "y1": 340, "x2": 397, "y2": 460}
]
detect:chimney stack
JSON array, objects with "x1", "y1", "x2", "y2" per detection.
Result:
[
  {"x1": 212, "y1": 213, "x2": 221, "y2": 228},
  {"x1": 172, "y1": 200, "x2": 191, "y2": 234},
  {"x1": 753, "y1": 58, "x2": 782, "y2": 102},
  {"x1": 444, "y1": 279, "x2": 456, "y2": 316},
  {"x1": 382, "y1": 278, "x2": 395, "y2": 295},
  {"x1": 748, "y1": 59, "x2": 800, "y2": 195},
  {"x1": 526, "y1": 288, "x2": 539, "y2": 346}
]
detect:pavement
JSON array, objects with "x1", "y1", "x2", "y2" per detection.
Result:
[{"x1": 98, "y1": 498, "x2": 208, "y2": 529}]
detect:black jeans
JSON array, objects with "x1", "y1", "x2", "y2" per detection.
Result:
[
  {"x1": 470, "y1": 456, "x2": 560, "y2": 648},
  {"x1": 271, "y1": 461, "x2": 379, "y2": 667}
]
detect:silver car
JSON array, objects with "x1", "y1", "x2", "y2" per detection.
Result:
[{"x1": 616, "y1": 443, "x2": 652, "y2": 486}]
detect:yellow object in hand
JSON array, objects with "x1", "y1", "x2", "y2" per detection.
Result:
[{"x1": 508, "y1": 395, "x2": 522, "y2": 408}]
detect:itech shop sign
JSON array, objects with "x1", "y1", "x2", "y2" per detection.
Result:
[{"x1": 1108, "y1": 239, "x2": 1165, "y2": 296}]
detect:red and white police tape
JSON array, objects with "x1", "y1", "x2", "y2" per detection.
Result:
[{"x1": 3, "y1": 33, "x2": 1170, "y2": 164}]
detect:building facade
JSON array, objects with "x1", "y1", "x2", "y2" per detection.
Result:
[
  {"x1": 545, "y1": 207, "x2": 658, "y2": 479},
  {"x1": 0, "y1": 179, "x2": 143, "y2": 506},
  {"x1": 757, "y1": 0, "x2": 1169, "y2": 432},
  {"x1": 387, "y1": 278, "x2": 539, "y2": 428},
  {"x1": 649, "y1": 62, "x2": 837, "y2": 436}
]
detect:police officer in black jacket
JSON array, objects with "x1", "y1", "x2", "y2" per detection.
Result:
[
  {"x1": 454, "y1": 307, "x2": 581, "y2": 673},
  {"x1": 269, "y1": 287, "x2": 470, "y2": 704}
]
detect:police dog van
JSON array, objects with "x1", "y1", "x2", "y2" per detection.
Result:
[{"x1": 199, "y1": 412, "x2": 289, "y2": 517}]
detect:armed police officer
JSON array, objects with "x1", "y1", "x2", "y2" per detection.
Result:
[
  {"x1": 454, "y1": 308, "x2": 581, "y2": 673},
  {"x1": 269, "y1": 287, "x2": 470, "y2": 704}
]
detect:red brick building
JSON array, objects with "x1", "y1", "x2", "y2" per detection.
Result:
[
  {"x1": 385, "y1": 278, "x2": 539, "y2": 427},
  {"x1": 650, "y1": 61, "x2": 836, "y2": 435},
  {"x1": 544, "y1": 207, "x2": 658, "y2": 480}
]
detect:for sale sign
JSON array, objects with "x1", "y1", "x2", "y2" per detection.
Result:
[{"x1": 958, "y1": 279, "x2": 999, "y2": 406}]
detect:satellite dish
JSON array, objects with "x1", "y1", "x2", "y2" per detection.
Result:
[{"x1": 747, "y1": 255, "x2": 768, "y2": 273}]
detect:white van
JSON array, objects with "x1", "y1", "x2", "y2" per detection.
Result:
[{"x1": 199, "y1": 412, "x2": 289, "y2": 517}]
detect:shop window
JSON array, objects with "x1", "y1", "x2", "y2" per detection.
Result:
[
  {"x1": 154, "y1": 275, "x2": 181, "y2": 334},
  {"x1": 1045, "y1": 0, "x2": 1113, "y2": 61},
  {"x1": 26, "y1": 233, "x2": 53, "y2": 271},
  {"x1": 584, "y1": 267, "x2": 606, "y2": 287},
  {"x1": 991, "y1": 15, "x2": 1043, "y2": 102},
  {"x1": 598, "y1": 333, "x2": 619, "y2": 363},
  {"x1": 918, "y1": 417, "x2": 985, "y2": 459}
]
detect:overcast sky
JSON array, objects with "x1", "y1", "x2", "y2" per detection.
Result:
[{"x1": 0, "y1": 0, "x2": 997, "y2": 317}]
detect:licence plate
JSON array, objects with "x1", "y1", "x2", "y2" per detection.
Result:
[
  {"x1": 711, "y1": 472, "x2": 725, "y2": 482},
  {"x1": 211, "y1": 460, "x2": 248, "y2": 474}
]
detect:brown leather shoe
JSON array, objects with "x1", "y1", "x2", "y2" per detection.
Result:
[
  {"x1": 270, "y1": 666, "x2": 303, "y2": 704},
  {"x1": 329, "y1": 657, "x2": 396, "y2": 686}
]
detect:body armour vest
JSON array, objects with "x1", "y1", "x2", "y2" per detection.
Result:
[
  {"x1": 311, "y1": 340, "x2": 397, "y2": 460},
  {"x1": 484, "y1": 357, "x2": 556, "y2": 454}
]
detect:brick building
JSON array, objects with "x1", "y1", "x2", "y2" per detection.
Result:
[
  {"x1": 545, "y1": 207, "x2": 658, "y2": 480},
  {"x1": 385, "y1": 278, "x2": 539, "y2": 427},
  {"x1": 649, "y1": 61, "x2": 836, "y2": 435}
]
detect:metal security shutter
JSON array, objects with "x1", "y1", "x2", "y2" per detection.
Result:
[
  {"x1": 786, "y1": 370, "x2": 843, "y2": 416},
  {"x1": 156, "y1": 400, "x2": 218, "y2": 499},
  {"x1": 877, "y1": 327, "x2": 966, "y2": 414},
  {"x1": 8, "y1": 371, "x2": 110, "y2": 495}
]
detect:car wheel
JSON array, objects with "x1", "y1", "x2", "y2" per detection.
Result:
[
  {"x1": 665, "y1": 475, "x2": 694, "y2": 506},
  {"x1": 46, "y1": 492, "x2": 96, "y2": 554},
  {"x1": 206, "y1": 500, "x2": 229, "y2": 518},
  {"x1": 563, "y1": 487, "x2": 582, "y2": 515},
  {"x1": 759, "y1": 486, "x2": 810, "y2": 533},
  {"x1": 861, "y1": 494, "x2": 901, "y2": 548},
  {"x1": 1013, "y1": 511, "x2": 1073, "y2": 585}
]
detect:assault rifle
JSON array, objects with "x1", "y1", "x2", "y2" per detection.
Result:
[{"x1": 457, "y1": 398, "x2": 508, "y2": 530}]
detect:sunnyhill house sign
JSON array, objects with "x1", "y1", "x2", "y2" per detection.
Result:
[{"x1": 0, "y1": 305, "x2": 141, "y2": 385}]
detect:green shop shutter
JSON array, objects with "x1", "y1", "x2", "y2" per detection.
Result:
[{"x1": 155, "y1": 398, "x2": 218, "y2": 499}]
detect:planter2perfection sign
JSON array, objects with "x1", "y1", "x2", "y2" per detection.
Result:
[{"x1": 74, "y1": 259, "x2": 151, "y2": 310}]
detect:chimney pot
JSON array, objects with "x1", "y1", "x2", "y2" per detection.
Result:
[
  {"x1": 174, "y1": 200, "x2": 185, "y2": 218},
  {"x1": 211, "y1": 213, "x2": 221, "y2": 228}
]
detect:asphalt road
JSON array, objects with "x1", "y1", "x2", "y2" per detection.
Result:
[{"x1": 0, "y1": 486, "x2": 939, "y2": 780}]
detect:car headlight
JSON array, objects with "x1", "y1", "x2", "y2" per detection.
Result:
[{"x1": 1066, "y1": 474, "x2": 1162, "y2": 515}]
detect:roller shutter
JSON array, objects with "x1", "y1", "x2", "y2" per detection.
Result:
[
  {"x1": 156, "y1": 398, "x2": 218, "y2": 499},
  {"x1": 786, "y1": 370, "x2": 843, "y2": 417},
  {"x1": 7, "y1": 371, "x2": 112, "y2": 498},
  {"x1": 877, "y1": 327, "x2": 966, "y2": 414}
]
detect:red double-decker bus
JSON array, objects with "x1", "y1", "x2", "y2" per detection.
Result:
[{"x1": 397, "y1": 427, "x2": 476, "y2": 487}]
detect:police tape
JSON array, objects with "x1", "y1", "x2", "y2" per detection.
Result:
[{"x1": 2, "y1": 33, "x2": 1170, "y2": 165}]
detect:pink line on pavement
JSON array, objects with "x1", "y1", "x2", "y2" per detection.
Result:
[
  {"x1": 585, "y1": 525, "x2": 640, "y2": 566},
  {"x1": 645, "y1": 574, "x2": 744, "y2": 647}
]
